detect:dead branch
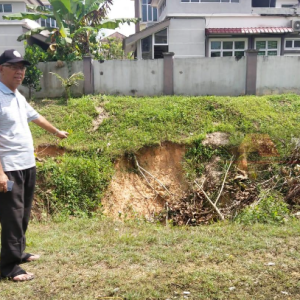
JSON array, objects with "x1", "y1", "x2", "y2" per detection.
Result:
[
  {"x1": 133, "y1": 155, "x2": 173, "y2": 198},
  {"x1": 214, "y1": 156, "x2": 234, "y2": 205},
  {"x1": 193, "y1": 156, "x2": 234, "y2": 221},
  {"x1": 194, "y1": 181, "x2": 225, "y2": 220},
  {"x1": 134, "y1": 156, "x2": 157, "y2": 195}
]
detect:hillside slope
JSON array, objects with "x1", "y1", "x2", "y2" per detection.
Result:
[{"x1": 30, "y1": 94, "x2": 300, "y2": 222}]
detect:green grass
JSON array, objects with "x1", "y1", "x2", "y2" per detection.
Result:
[
  {"x1": 28, "y1": 94, "x2": 300, "y2": 217},
  {"x1": 1, "y1": 218, "x2": 300, "y2": 299},
  {"x1": 2, "y1": 94, "x2": 300, "y2": 298},
  {"x1": 30, "y1": 94, "x2": 300, "y2": 156}
]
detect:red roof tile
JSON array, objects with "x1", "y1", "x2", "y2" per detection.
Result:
[{"x1": 206, "y1": 27, "x2": 293, "y2": 35}]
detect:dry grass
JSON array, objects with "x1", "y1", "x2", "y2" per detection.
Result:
[{"x1": 1, "y1": 218, "x2": 300, "y2": 300}]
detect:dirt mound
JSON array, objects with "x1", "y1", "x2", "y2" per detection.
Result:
[
  {"x1": 36, "y1": 144, "x2": 66, "y2": 158},
  {"x1": 101, "y1": 142, "x2": 188, "y2": 220}
]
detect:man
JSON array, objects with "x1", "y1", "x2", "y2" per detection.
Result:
[{"x1": 0, "y1": 49, "x2": 68, "y2": 282}]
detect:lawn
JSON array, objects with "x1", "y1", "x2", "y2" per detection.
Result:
[
  {"x1": 1, "y1": 94, "x2": 300, "y2": 299},
  {"x1": 1, "y1": 218, "x2": 300, "y2": 300}
]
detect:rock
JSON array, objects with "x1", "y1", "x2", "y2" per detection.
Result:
[{"x1": 202, "y1": 132, "x2": 230, "y2": 147}]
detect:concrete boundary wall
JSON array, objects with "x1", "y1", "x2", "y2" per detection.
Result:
[
  {"x1": 18, "y1": 55, "x2": 300, "y2": 99},
  {"x1": 257, "y1": 56, "x2": 300, "y2": 95},
  {"x1": 19, "y1": 61, "x2": 84, "y2": 99},
  {"x1": 174, "y1": 57, "x2": 246, "y2": 96},
  {"x1": 94, "y1": 59, "x2": 164, "y2": 96}
]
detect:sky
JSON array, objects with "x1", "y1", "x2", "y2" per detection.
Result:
[{"x1": 103, "y1": 0, "x2": 136, "y2": 37}]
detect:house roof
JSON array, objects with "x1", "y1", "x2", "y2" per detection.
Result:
[
  {"x1": 206, "y1": 27, "x2": 293, "y2": 35},
  {"x1": 123, "y1": 19, "x2": 170, "y2": 54},
  {"x1": 101, "y1": 32, "x2": 127, "y2": 43}
]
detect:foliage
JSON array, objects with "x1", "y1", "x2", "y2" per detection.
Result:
[
  {"x1": 49, "y1": 71, "x2": 84, "y2": 101},
  {"x1": 36, "y1": 155, "x2": 113, "y2": 217},
  {"x1": 4, "y1": 0, "x2": 137, "y2": 61},
  {"x1": 22, "y1": 43, "x2": 48, "y2": 99},
  {"x1": 29, "y1": 94, "x2": 300, "y2": 219},
  {"x1": 235, "y1": 193, "x2": 291, "y2": 225},
  {"x1": 98, "y1": 36, "x2": 133, "y2": 60},
  {"x1": 31, "y1": 94, "x2": 300, "y2": 156}
]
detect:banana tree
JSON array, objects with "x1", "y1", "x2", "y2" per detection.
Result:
[{"x1": 4, "y1": 0, "x2": 137, "y2": 59}]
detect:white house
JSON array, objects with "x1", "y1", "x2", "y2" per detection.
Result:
[
  {"x1": 0, "y1": 0, "x2": 50, "y2": 54},
  {"x1": 124, "y1": 0, "x2": 300, "y2": 59}
]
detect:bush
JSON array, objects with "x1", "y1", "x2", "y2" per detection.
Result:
[
  {"x1": 235, "y1": 193, "x2": 291, "y2": 225},
  {"x1": 36, "y1": 155, "x2": 114, "y2": 217}
]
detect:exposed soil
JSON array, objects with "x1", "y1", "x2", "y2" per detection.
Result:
[
  {"x1": 101, "y1": 133, "x2": 281, "y2": 223},
  {"x1": 33, "y1": 132, "x2": 299, "y2": 224},
  {"x1": 36, "y1": 144, "x2": 66, "y2": 158},
  {"x1": 101, "y1": 142, "x2": 188, "y2": 220},
  {"x1": 91, "y1": 106, "x2": 109, "y2": 132}
]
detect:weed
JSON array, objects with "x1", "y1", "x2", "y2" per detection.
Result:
[
  {"x1": 235, "y1": 192, "x2": 291, "y2": 225},
  {"x1": 36, "y1": 154, "x2": 114, "y2": 217}
]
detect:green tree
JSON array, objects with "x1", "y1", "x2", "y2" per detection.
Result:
[
  {"x1": 23, "y1": 43, "x2": 48, "y2": 100},
  {"x1": 49, "y1": 71, "x2": 84, "y2": 102},
  {"x1": 4, "y1": 0, "x2": 137, "y2": 61},
  {"x1": 98, "y1": 36, "x2": 133, "y2": 60}
]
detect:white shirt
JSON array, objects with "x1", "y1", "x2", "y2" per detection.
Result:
[{"x1": 0, "y1": 81, "x2": 39, "y2": 171}]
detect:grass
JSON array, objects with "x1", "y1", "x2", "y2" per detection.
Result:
[
  {"x1": 30, "y1": 94, "x2": 300, "y2": 156},
  {"x1": 2, "y1": 94, "x2": 300, "y2": 298},
  {"x1": 1, "y1": 218, "x2": 300, "y2": 299},
  {"x1": 28, "y1": 94, "x2": 300, "y2": 217}
]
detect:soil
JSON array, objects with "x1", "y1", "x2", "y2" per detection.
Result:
[
  {"x1": 33, "y1": 132, "x2": 297, "y2": 223},
  {"x1": 101, "y1": 142, "x2": 188, "y2": 220},
  {"x1": 36, "y1": 144, "x2": 66, "y2": 158}
]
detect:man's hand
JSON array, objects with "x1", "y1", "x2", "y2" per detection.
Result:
[
  {"x1": 55, "y1": 130, "x2": 69, "y2": 139},
  {"x1": 0, "y1": 172, "x2": 8, "y2": 193}
]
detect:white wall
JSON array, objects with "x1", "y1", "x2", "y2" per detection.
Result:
[
  {"x1": 162, "y1": 0, "x2": 251, "y2": 18},
  {"x1": 94, "y1": 59, "x2": 164, "y2": 96},
  {"x1": 16, "y1": 55, "x2": 300, "y2": 99},
  {"x1": 169, "y1": 18, "x2": 205, "y2": 58},
  {"x1": 257, "y1": 56, "x2": 300, "y2": 95},
  {"x1": 0, "y1": 2, "x2": 26, "y2": 22},
  {"x1": 204, "y1": 15, "x2": 294, "y2": 28},
  {"x1": 0, "y1": 23, "x2": 24, "y2": 54},
  {"x1": 276, "y1": 0, "x2": 298, "y2": 7},
  {"x1": 174, "y1": 57, "x2": 246, "y2": 96},
  {"x1": 19, "y1": 61, "x2": 84, "y2": 98}
]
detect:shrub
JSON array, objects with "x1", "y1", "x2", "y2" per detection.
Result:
[
  {"x1": 36, "y1": 155, "x2": 114, "y2": 217},
  {"x1": 234, "y1": 193, "x2": 291, "y2": 225}
]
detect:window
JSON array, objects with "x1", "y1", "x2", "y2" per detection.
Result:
[
  {"x1": 141, "y1": 28, "x2": 168, "y2": 59},
  {"x1": 210, "y1": 39, "x2": 247, "y2": 57},
  {"x1": 181, "y1": 0, "x2": 239, "y2": 3},
  {"x1": 142, "y1": 35, "x2": 153, "y2": 59},
  {"x1": 142, "y1": 0, "x2": 158, "y2": 22},
  {"x1": 252, "y1": 0, "x2": 276, "y2": 7},
  {"x1": 255, "y1": 38, "x2": 280, "y2": 56},
  {"x1": 40, "y1": 5, "x2": 57, "y2": 28},
  {"x1": 0, "y1": 4, "x2": 12, "y2": 13},
  {"x1": 285, "y1": 39, "x2": 300, "y2": 49},
  {"x1": 41, "y1": 18, "x2": 56, "y2": 28}
]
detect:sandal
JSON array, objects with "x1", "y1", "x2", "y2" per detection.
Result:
[
  {"x1": 1, "y1": 269, "x2": 34, "y2": 282},
  {"x1": 21, "y1": 253, "x2": 40, "y2": 264},
  {"x1": 13, "y1": 271, "x2": 34, "y2": 282}
]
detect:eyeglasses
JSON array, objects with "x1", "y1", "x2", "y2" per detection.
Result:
[{"x1": 2, "y1": 64, "x2": 27, "y2": 71}]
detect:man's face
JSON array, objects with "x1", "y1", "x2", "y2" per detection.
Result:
[{"x1": 0, "y1": 62, "x2": 26, "y2": 91}]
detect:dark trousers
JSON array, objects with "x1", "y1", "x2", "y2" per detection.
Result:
[{"x1": 0, "y1": 167, "x2": 36, "y2": 277}]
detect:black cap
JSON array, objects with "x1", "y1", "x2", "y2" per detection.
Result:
[{"x1": 0, "y1": 49, "x2": 31, "y2": 66}]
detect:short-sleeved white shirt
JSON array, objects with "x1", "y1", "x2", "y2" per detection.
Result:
[{"x1": 0, "y1": 81, "x2": 39, "y2": 171}]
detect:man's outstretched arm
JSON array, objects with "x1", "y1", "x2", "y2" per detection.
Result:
[{"x1": 32, "y1": 115, "x2": 69, "y2": 139}]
